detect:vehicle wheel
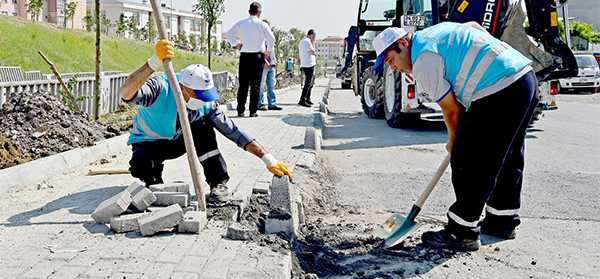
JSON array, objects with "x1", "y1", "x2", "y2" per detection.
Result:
[
  {"x1": 360, "y1": 67, "x2": 384, "y2": 119},
  {"x1": 383, "y1": 67, "x2": 419, "y2": 128}
]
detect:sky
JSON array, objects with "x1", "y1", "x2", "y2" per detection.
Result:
[{"x1": 173, "y1": 0, "x2": 360, "y2": 38}]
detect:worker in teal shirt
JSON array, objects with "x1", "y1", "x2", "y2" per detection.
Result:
[
  {"x1": 119, "y1": 40, "x2": 293, "y2": 204},
  {"x1": 373, "y1": 22, "x2": 538, "y2": 251}
]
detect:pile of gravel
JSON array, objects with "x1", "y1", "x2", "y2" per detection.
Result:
[{"x1": 0, "y1": 89, "x2": 117, "y2": 169}]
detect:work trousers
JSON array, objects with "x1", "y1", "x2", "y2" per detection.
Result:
[
  {"x1": 300, "y1": 66, "x2": 315, "y2": 104},
  {"x1": 129, "y1": 119, "x2": 229, "y2": 187},
  {"x1": 447, "y1": 71, "x2": 539, "y2": 239},
  {"x1": 237, "y1": 52, "x2": 265, "y2": 115}
]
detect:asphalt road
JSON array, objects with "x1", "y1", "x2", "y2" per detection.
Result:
[{"x1": 317, "y1": 80, "x2": 600, "y2": 278}]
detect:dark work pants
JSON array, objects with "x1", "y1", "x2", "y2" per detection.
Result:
[
  {"x1": 238, "y1": 52, "x2": 265, "y2": 114},
  {"x1": 446, "y1": 71, "x2": 539, "y2": 239},
  {"x1": 300, "y1": 66, "x2": 315, "y2": 104},
  {"x1": 129, "y1": 119, "x2": 229, "y2": 187}
]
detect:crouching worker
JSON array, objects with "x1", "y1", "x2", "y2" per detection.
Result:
[
  {"x1": 119, "y1": 39, "x2": 293, "y2": 203},
  {"x1": 373, "y1": 22, "x2": 538, "y2": 251}
]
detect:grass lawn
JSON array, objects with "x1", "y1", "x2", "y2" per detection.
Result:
[{"x1": 0, "y1": 16, "x2": 237, "y2": 74}]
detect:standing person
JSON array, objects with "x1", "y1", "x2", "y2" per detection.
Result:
[
  {"x1": 258, "y1": 19, "x2": 282, "y2": 111},
  {"x1": 298, "y1": 29, "x2": 316, "y2": 107},
  {"x1": 373, "y1": 22, "x2": 538, "y2": 251},
  {"x1": 119, "y1": 39, "x2": 293, "y2": 203},
  {"x1": 223, "y1": 1, "x2": 275, "y2": 117}
]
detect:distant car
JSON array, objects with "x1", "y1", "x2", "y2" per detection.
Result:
[{"x1": 559, "y1": 54, "x2": 600, "y2": 93}]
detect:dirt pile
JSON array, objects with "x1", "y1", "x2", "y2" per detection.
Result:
[{"x1": 0, "y1": 89, "x2": 117, "y2": 169}]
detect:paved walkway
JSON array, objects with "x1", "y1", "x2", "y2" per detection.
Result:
[{"x1": 0, "y1": 79, "x2": 328, "y2": 279}]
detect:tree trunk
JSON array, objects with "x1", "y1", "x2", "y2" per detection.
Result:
[
  {"x1": 94, "y1": 0, "x2": 101, "y2": 120},
  {"x1": 207, "y1": 24, "x2": 212, "y2": 69}
]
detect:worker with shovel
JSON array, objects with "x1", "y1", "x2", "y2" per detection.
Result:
[
  {"x1": 373, "y1": 22, "x2": 538, "y2": 251},
  {"x1": 119, "y1": 39, "x2": 293, "y2": 203}
]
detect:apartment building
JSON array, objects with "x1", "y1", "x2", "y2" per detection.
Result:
[
  {"x1": 12, "y1": 0, "x2": 86, "y2": 29},
  {"x1": 315, "y1": 36, "x2": 345, "y2": 64},
  {"x1": 87, "y1": 0, "x2": 222, "y2": 50}
]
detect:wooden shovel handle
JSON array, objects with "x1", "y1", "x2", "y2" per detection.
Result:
[
  {"x1": 149, "y1": 0, "x2": 206, "y2": 211},
  {"x1": 414, "y1": 154, "x2": 450, "y2": 208}
]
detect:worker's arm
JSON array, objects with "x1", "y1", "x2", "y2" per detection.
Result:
[
  {"x1": 438, "y1": 92, "x2": 462, "y2": 153},
  {"x1": 208, "y1": 107, "x2": 294, "y2": 180},
  {"x1": 263, "y1": 22, "x2": 275, "y2": 56},
  {"x1": 119, "y1": 39, "x2": 174, "y2": 102},
  {"x1": 223, "y1": 21, "x2": 241, "y2": 46}
]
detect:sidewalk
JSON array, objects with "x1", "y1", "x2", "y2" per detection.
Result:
[{"x1": 0, "y1": 79, "x2": 328, "y2": 279}]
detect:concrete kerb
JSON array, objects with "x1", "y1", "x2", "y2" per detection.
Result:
[{"x1": 0, "y1": 134, "x2": 129, "y2": 194}]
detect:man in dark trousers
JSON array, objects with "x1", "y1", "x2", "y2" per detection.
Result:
[
  {"x1": 298, "y1": 29, "x2": 317, "y2": 107},
  {"x1": 223, "y1": 2, "x2": 274, "y2": 117},
  {"x1": 119, "y1": 39, "x2": 293, "y2": 204},
  {"x1": 373, "y1": 22, "x2": 538, "y2": 251}
]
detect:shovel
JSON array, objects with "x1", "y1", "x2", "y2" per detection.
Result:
[{"x1": 382, "y1": 154, "x2": 450, "y2": 249}]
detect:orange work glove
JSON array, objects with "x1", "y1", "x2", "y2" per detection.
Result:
[
  {"x1": 147, "y1": 39, "x2": 174, "y2": 71},
  {"x1": 262, "y1": 154, "x2": 294, "y2": 182}
]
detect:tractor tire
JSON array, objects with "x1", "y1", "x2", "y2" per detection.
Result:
[
  {"x1": 359, "y1": 67, "x2": 384, "y2": 119},
  {"x1": 383, "y1": 68, "x2": 420, "y2": 128}
]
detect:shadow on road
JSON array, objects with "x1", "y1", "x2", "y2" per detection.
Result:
[
  {"x1": 1, "y1": 185, "x2": 124, "y2": 233},
  {"x1": 323, "y1": 112, "x2": 447, "y2": 150}
]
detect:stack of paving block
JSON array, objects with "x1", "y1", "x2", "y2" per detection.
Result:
[{"x1": 91, "y1": 181, "x2": 207, "y2": 236}]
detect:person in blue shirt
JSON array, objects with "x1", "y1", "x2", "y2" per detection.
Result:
[
  {"x1": 119, "y1": 39, "x2": 292, "y2": 204},
  {"x1": 373, "y1": 22, "x2": 539, "y2": 251}
]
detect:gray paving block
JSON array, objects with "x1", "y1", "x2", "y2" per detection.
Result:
[
  {"x1": 110, "y1": 212, "x2": 148, "y2": 233},
  {"x1": 154, "y1": 191, "x2": 189, "y2": 207},
  {"x1": 126, "y1": 182, "x2": 145, "y2": 195},
  {"x1": 138, "y1": 204, "x2": 184, "y2": 236},
  {"x1": 226, "y1": 222, "x2": 258, "y2": 241},
  {"x1": 266, "y1": 175, "x2": 300, "y2": 238},
  {"x1": 131, "y1": 187, "x2": 157, "y2": 211},
  {"x1": 91, "y1": 190, "x2": 132, "y2": 223},
  {"x1": 149, "y1": 181, "x2": 190, "y2": 193},
  {"x1": 252, "y1": 181, "x2": 271, "y2": 195},
  {"x1": 177, "y1": 211, "x2": 207, "y2": 234},
  {"x1": 304, "y1": 127, "x2": 322, "y2": 151}
]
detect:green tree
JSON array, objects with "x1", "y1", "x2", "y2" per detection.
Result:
[
  {"x1": 176, "y1": 31, "x2": 189, "y2": 46},
  {"x1": 570, "y1": 21, "x2": 600, "y2": 44},
  {"x1": 83, "y1": 11, "x2": 94, "y2": 31},
  {"x1": 116, "y1": 14, "x2": 127, "y2": 37},
  {"x1": 146, "y1": 16, "x2": 157, "y2": 43},
  {"x1": 127, "y1": 14, "x2": 139, "y2": 39},
  {"x1": 193, "y1": 0, "x2": 225, "y2": 69},
  {"x1": 65, "y1": 1, "x2": 78, "y2": 29},
  {"x1": 100, "y1": 12, "x2": 112, "y2": 35},
  {"x1": 289, "y1": 27, "x2": 305, "y2": 59},
  {"x1": 190, "y1": 34, "x2": 198, "y2": 51},
  {"x1": 27, "y1": 0, "x2": 43, "y2": 22},
  {"x1": 273, "y1": 27, "x2": 291, "y2": 60},
  {"x1": 220, "y1": 40, "x2": 232, "y2": 54}
]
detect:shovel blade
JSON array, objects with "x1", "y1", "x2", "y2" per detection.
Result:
[{"x1": 383, "y1": 216, "x2": 421, "y2": 249}]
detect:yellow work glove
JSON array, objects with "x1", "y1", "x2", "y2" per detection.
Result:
[
  {"x1": 147, "y1": 39, "x2": 175, "y2": 71},
  {"x1": 262, "y1": 154, "x2": 294, "y2": 182}
]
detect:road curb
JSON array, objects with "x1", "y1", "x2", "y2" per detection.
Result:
[{"x1": 0, "y1": 134, "x2": 129, "y2": 194}]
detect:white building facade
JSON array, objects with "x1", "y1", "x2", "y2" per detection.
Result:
[
  {"x1": 315, "y1": 36, "x2": 345, "y2": 65},
  {"x1": 87, "y1": 0, "x2": 221, "y2": 50}
]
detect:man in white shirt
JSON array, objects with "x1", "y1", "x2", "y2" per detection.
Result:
[
  {"x1": 223, "y1": 2, "x2": 275, "y2": 117},
  {"x1": 298, "y1": 29, "x2": 316, "y2": 107}
]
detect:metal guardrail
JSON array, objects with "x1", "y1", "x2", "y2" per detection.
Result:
[{"x1": 0, "y1": 69, "x2": 231, "y2": 117}]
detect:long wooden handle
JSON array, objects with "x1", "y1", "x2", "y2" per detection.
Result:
[
  {"x1": 149, "y1": 0, "x2": 206, "y2": 211},
  {"x1": 414, "y1": 154, "x2": 450, "y2": 208}
]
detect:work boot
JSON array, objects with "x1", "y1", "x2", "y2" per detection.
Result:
[
  {"x1": 208, "y1": 182, "x2": 230, "y2": 203},
  {"x1": 298, "y1": 101, "x2": 311, "y2": 107},
  {"x1": 421, "y1": 229, "x2": 480, "y2": 252},
  {"x1": 306, "y1": 100, "x2": 314, "y2": 105},
  {"x1": 258, "y1": 105, "x2": 268, "y2": 111},
  {"x1": 480, "y1": 223, "x2": 517, "y2": 239}
]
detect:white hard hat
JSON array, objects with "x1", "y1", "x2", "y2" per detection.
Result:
[
  {"x1": 373, "y1": 27, "x2": 408, "y2": 72},
  {"x1": 179, "y1": 64, "x2": 218, "y2": 101}
]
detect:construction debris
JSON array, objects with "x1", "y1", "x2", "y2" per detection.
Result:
[
  {"x1": 177, "y1": 211, "x2": 208, "y2": 234},
  {"x1": 154, "y1": 191, "x2": 190, "y2": 207},
  {"x1": 110, "y1": 212, "x2": 148, "y2": 233},
  {"x1": 0, "y1": 89, "x2": 116, "y2": 169}
]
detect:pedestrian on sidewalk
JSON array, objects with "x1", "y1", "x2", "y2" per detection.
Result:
[
  {"x1": 258, "y1": 19, "x2": 282, "y2": 111},
  {"x1": 298, "y1": 29, "x2": 317, "y2": 107},
  {"x1": 223, "y1": 1, "x2": 275, "y2": 117},
  {"x1": 373, "y1": 22, "x2": 538, "y2": 251},
  {"x1": 118, "y1": 39, "x2": 293, "y2": 204}
]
